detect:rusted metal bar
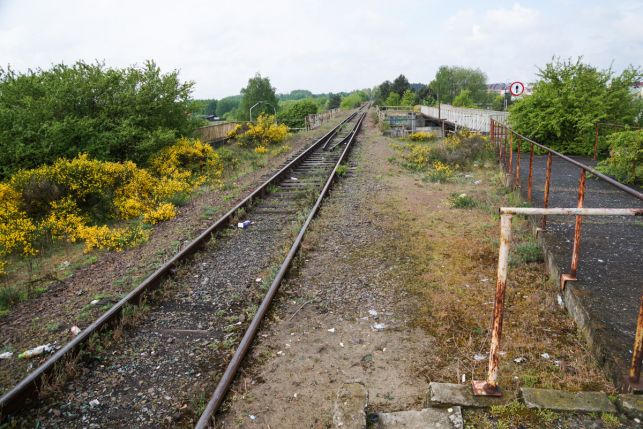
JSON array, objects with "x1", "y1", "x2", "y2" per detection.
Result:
[
  {"x1": 630, "y1": 294, "x2": 643, "y2": 384},
  {"x1": 500, "y1": 207, "x2": 642, "y2": 216},
  {"x1": 508, "y1": 130, "x2": 514, "y2": 177},
  {"x1": 515, "y1": 138, "x2": 521, "y2": 189},
  {"x1": 594, "y1": 123, "x2": 599, "y2": 161},
  {"x1": 569, "y1": 169, "x2": 586, "y2": 278},
  {"x1": 472, "y1": 213, "x2": 512, "y2": 397},
  {"x1": 541, "y1": 153, "x2": 553, "y2": 229},
  {"x1": 527, "y1": 144, "x2": 534, "y2": 201}
]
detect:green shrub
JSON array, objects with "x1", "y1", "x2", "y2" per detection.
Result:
[
  {"x1": 596, "y1": 129, "x2": 642, "y2": 184},
  {"x1": 449, "y1": 193, "x2": 477, "y2": 208},
  {"x1": 512, "y1": 241, "x2": 544, "y2": 265}
]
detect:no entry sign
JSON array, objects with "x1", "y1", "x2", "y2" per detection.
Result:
[{"x1": 509, "y1": 81, "x2": 525, "y2": 96}]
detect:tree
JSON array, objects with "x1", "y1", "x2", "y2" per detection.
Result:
[
  {"x1": 205, "y1": 99, "x2": 218, "y2": 115},
  {"x1": 375, "y1": 80, "x2": 392, "y2": 104},
  {"x1": 215, "y1": 95, "x2": 242, "y2": 118},
  {"x1": 277, "y1": 99, "x2": 318, "y2": 128},
  {"x1": 385, "y1": 92, "x2": 401, "y2": 106},
  {"x1": 238, "y1": 73, "x2": 278, "y2": 121},
  {"x1": 279, "y1": 89, "x2": 313, "y2": 100},
  {"x1": 0, "y1": 60, "x2": 197, "y2": 178},
  {"x1": 509, "y1": 57, "x2": 642, "y2": 154},
  {"x1": 428, "y1": 66, "x2": 488, "y2": 105},
  {"x1": 452, "y1": 89, "x2": 475, "y2": 107},
  {"x1": 327, "y1": 93, "x2": 341, "y2": 110},
  {"x1": 400, "y1": 89, "x2": 416, "y2": 106},
  {"x1": 340, "y1": 92, "x2": 363, "y2": 109},
  {"x1": 392, "y1": 74, "x2": 410, "y2": 97},
  {"x1": 491, "y1": 94, "x2": 506, "y2": 111}
]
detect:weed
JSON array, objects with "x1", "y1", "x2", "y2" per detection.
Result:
[
  {"x1": 520, "y1": 373, "x2": 539, "y2": 387},
  {"x1": 449, "y1": 193, "x2": 477, "y2": 209},
  {"x1": 601, "y1": 412, "x2": 620, "y2": 428},
  {"x1": 0, "y1": 286, "x2": 26, "y2": 312},
  {"x1": 336, "y1": 164, "x2": 349, "y2": 177},
  {"x1": 512, "y1": 241, "x2": 544, "y2": 265},
  {"x1": 201, "y1": 205, "x2": 221, "y2": 220},
  {"x1": 46, "y1": 321, "x2": 60, "y2": 333}
]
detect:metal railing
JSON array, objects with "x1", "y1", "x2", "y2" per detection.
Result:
[
  {"x1": 305, "y1": 108, "x2": 340, "y2": 131},
  {"x1": 471, "y1": 119, "x2": 643, "y2": 396},
  {"x1": 421, "y1": 104, "x2": 508, "y2": 132},
  {"x1": 472, "y1": 207, "x2": 643, "y2": 396}
]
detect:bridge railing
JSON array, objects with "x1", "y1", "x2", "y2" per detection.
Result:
[
  {"x1": 195, "y1": 122, "x2": 245, "y2": 144},
  {"x1": 420, "y1": 104, "x2": 508, "y2": 132},
  {"x1": 305, "y1": 108, "x2": 340, "y2": 131}
]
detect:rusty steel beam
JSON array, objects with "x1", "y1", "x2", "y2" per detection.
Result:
[
  {"x1": 472, "y1": 213, "x2": 512, "y2": 397},
  {"x1": 541, "y1": 153, "x2": 553, "y2": 230},
  {"x1": 508, "y1": 130, "x2": 514, "y2": 177},
  {"x1": 569, "y1": 169, "x2": 586, "y2": 278},
  {"x1": 515, "y1": 138, "x2": 521, "y2": 189},
  {"x1": 630, "y1": 294, "x2": 643, "y2": 384},
  {"x1": 527, "y1": 144, "x2": 534, "y2": 202},
  {"x1": 500, "y1": 207, "x2": 643, "y2": 216}
]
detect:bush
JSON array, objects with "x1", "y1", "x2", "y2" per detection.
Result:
[
  {"x1": 0, "y1": 61, "x2": 198, "y2": 179},
  {"x1": 596, "y1": 130, "x2": 642, "y2": 184},
  {"x1": 408, "y1": 132, "x2": 437, "y2": 142},
  {"x1": 278, "y1": 99, "x2": 318, "y2": 128},
  {"x1": 449, "y1": 193, "x2": 477, "y2": 208},
  {"x1": 237, "y1": 114, "x2": 289, "y2": 147}
]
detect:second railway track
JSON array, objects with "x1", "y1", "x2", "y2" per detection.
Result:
[{"x1": 1, "y1": 107, "x2": 367, "y2": 427}]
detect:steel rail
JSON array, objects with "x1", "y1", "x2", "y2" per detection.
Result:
[
  {"x1": 195, "y1": 111, "x2": 367, "y2": 429},
  {"x1": 0, "y1": 110, "x2": 361, "y2": 420}
]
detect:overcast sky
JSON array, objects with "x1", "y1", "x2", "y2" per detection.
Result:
[{"x1": 0, "y1": 0, "x2": 641, "y2": 99}]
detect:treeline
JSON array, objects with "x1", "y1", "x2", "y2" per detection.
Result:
[
  {"x1": 206, "y1": 73, "x2": 368, "y2": 128},
  {"x1": 0, "y1": 61, "x2": 199, "y2": 179},
  {"x1": 373, "y1": 67, "x2": 503, "y2": 109}
]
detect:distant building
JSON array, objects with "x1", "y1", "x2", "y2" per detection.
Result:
[
  {"x1": 633, "y1": 82, "x2": 643, "y2": 98},
  {"x1": 487, "y1": 82, "x2": 533, "y2": 97}
]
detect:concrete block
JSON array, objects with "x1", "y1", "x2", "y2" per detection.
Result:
[
  {"x1": 427, "y1": 382, "x2": 515, "y2": 408},
  {"x1": 332, "y1": 382, "x2": 368, "y2": 429},
  {"x1": 374, "y1": 407, "x2": 463, "y2": 429},
  {"x1": 521, "y1": 388, "x2": 616, "y2": 413},
  {"x1": 617, "y1": 394, "x2": 643, "y2": 420}
]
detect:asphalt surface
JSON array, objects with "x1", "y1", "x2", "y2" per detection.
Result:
[{"x1": 511, "y1": 153, "x2": 642, "y2": 386}]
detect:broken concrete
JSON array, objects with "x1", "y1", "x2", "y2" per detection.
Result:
[
  {"x1": 374, "y1": 407, "x2": 463, "y2": 429},
  {"x1": 332, "y1": 382, "x2": 368, "y2": 428},
  {"x1": 427, "y1": 382, "x2": 515, "y2": 408},
  {"x1": 521, "y1": 387, "x2": 616, "y2": 413},
  {"x1": 617, "y1": 394, "x2": 643, "y2": 420}
]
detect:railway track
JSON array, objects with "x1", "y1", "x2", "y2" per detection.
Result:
[{"x1": 1, "y1": 107, "x2": 367, "y2": 427}]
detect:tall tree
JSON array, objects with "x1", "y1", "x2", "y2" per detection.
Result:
[
  {"x1": 376, "y1": 80, "x2": 392, "y2": 104},
  {"x1": 428, "y1": 66, "x2": 488, "y2": 105},
  {"x1": 391, "y1": 74, "x2": 410, "y2": 96},
  {"x1": 327, "y1": 93, "x2": 341, "y2": 110},
  {"x1": 205, "y1": 99, "x2": 218, "y2": 115},
  {"x1": 400, "y1": 89, "x2": 416, "y2": 106},
  {"x1": 239, "y1": 73, "x2": 278, "y2": 121}
]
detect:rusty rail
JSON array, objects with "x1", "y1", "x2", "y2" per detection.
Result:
[{"x1": 472, "y1": 207, "x2": 643, "y2": 396}]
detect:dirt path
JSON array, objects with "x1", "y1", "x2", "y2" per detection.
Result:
[{"x1": 218, "y1": 113, "x2": 619, "y2": 428}]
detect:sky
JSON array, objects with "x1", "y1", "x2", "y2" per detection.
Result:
[{"x1": 0, "y1": 0, "x2": 641, "y2": 99}]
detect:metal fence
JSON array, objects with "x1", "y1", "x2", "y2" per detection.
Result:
[
  {"x1": 420, "y1": 104, "x2": 508, "y2": 132},
  {"x1": 472, "y1": 119, "x2": 643, "y2": 395},
  {"x1": 195, "y1": 122, "x2": 243, "y2": 144},
  {"x1": 305, "y1": 108, "x2": 340, "y2": 131}
]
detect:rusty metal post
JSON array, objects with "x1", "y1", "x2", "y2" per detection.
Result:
[
  {"x1": 594, "y1": 123, "x2": 599, "y2": 161},
  {"x1": 515, "y1": 138, "x2": 521, "y2": 189},
  {"x1": 569, "y1": 169, "x2": 586, "y2": 277},
  {"x1": 490, "y1": 119, "x2": 494, "y2": 144},
  {"x1": 508, "y1": 131, "x2": 514, "y2": 177},
  {"x1": 472, "y1": 213, "x2": 512, "y2": 396},
  {"x1": 541, "y1": 153, "x2": 553, "y2": 230},
  {"x1": 630, "y1": 294, "x2": 643, "y2": 383},
  {"x1": 527, "y1": 144, "x2": 534, "y2": 201}
]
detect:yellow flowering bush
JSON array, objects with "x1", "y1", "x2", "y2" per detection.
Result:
[
  {"x1": 237, "y1": 114, "x2": 289, "y2": 147},
  {"x1": 226, "y1": 123, "x2": 243, "y2": 139},
  {"x1": 408, "y1": 132, "x2": 436, "y2": 142},
  {"x1": 254, "y1": 146, "x2": 268, "y2": 154},
  {"x1": 0, "y1": 184, "x2": 37, "y2": 273},
  {"x1": 0, "y1": 138, "x2": 225, "y2": 273},
  {"x1": 427, "y1": 160, "x2": 454, "y2": 182},
  {"x1": 404, "y1": 144, "x2": 432, "y2": 169}
]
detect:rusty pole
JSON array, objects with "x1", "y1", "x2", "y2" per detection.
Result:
[
  {"x1": 515, "y1": 138, "x2": 522, "y2": 189},
  {"x1": 527, "y1": 144, "x2": 534, "y2": 202},
  {"x1": 594, "y1": 123, "x2": 599, "y2": 161},
  {"x1": 630, "y1": 294, "x2": 643, "y2": 383},
  {"x1": 541, "y1": 153, "x2": 553, "y2": 230},
  {"x1": 569, "y1": 169, "x2": 586, "y2": 277},
  {"x1": 473, "y1": 213, "x2": 512, "y2": 396},
  {"x1": 508, "y1": 130, "x2": 514, "y2": 177}
]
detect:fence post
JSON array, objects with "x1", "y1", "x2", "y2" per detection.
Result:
[
  {"x1": 472, "y1": 213, "x2": 512, "y2": 396},
  {"x1": 515, "y1": 138, "x2": 521, "y2": 190},
  {"x1": 541, "y1": 153, "x2": 553, "y2": 230},
  {"x1": 629, "y1": 294, "x2": 643, "y2": 384},
  {"x1": 527, "y1": 144, "x2": 534, "y2": 202},
  {"x1": 569, "y1": 169, "x2": 586, "y2": 278}
]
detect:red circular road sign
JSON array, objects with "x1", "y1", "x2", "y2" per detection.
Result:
[{"x1": 509, "y1": 81, "x2": 525, "y2": 96}]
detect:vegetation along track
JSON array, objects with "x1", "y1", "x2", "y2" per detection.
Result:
[{"x1": 1, "y1": 107, "x2": 367, "y2": 427}]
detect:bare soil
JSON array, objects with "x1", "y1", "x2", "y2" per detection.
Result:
[{"x1": 218, "y1": 114, "x2": 621, "y2": 428}]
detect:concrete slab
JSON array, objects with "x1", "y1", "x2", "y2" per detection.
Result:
[
  {"x1": 427, "y1": 382, "x2": 515, "y2": 408},
  {"x1": 521, "y1": 388, "x2": 616, "y2": 413},
  {"x1": 617, "y1": 394, "x2": 643, "y2": 420},
  {"x1": 374, "y1": 407, "x2": 463, "y2": 429},
  {"x1": 332, "y1": 382, "x2": 368, "y2": 429}
]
